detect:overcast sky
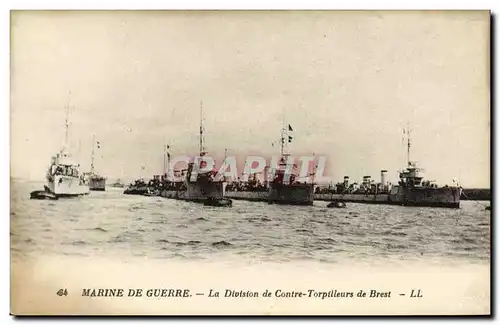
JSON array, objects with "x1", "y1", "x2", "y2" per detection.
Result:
[{"x1": 10, "y1": 10, "x2": 490, "y2": 187}]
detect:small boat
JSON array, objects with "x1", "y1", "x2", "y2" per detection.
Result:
[
  {"x1": 327, "y1": 201, "x2": 347, "y2": 208},
  {"x1": 111, "y1": 179, "x2": 125, "y2": 188},
  {"x1": 124, "y1": 186, "x2": 149, "y2": 195},
  {"x1": 204, "y1": 197, "x2": 233, "y2": 207},
  {"x1": 30, "y1": 190, "x2": 58, "y2": 200}
]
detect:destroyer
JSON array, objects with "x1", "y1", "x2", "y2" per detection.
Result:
[
  {"x1": 317, "y1": 126, "x2": 462, "y2": 208},
  {"x1": 44, "y1": 102, "x2": 90, "y2": 197},
  {"x1": 225, "y1": 124, "x2": 315, "y2": 205},
  {"x1": 268, "y1": 155, "x2": 315, "y2": 206},
  {"x1": 160, "y1": 102, "x2": 231, "y2": 207}
]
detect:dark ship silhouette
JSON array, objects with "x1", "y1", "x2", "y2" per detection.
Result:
[
  {"x1": 321, "y1": 126, "x2": 462, "y2": 208},
  {"x1": 160, "y1": 102, "x2": 231, "y2": 207}
]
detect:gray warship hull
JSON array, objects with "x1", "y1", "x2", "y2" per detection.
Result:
[
  {"x1": 225, "y1": 184, "x2": 315, "y2": 205},
  {"x1": 161, "y1": 181, "x2": 225, "y2": 202},
  {"x1": 268, "y1": 183, "x2": 315, "y2": 206},
  {"x1": 89, "y1": 177, "x2": 106, "y2": 191},
  {"x1": 318, "y1": 186, "x2": 461, "y2": 208},
  {"x1": 388, "y1": 186, "x2": 461, "y2": 208}
]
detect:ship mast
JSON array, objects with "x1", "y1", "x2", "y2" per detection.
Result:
[
  {"x1": 199, "y1": 101, "x2": 205, "y2": 155},
  {"x1": 404, "y1": 123, "x2": 412, "y2": 167},
  {"x1": 280, "y1": 127, "x2": 285, "y2": 157},
  {"x1": 64, "y1": 105, "x2": 70, "y2": 150},
  {"x1": 164, "y1": 141, "x2": 171, "y2": 179},
  {"x1": 90, "y1": 134, "x2": 96, "y2": 174},
  {"x1": 163, "y1": 142, "x2": 167, "y2": 176},
  {"x1": 280, "y1": 107, "x2": 288, "y2": 158},
  {"x1": 61, "y1": 91, "x2": 73, "y2": 158}
]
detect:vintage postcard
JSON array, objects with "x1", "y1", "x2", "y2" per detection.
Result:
[{"x1": 10, "y1": 10, "x2": 490, "y2": 315}]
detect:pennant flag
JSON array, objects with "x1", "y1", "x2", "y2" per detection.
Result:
[
  {"x1": 97, "y1": 141, "x2": 100, "y2": 144},
  {"x1": 167, "y1": 152, "x2": 171, "y2": 160},
  {"x1": 271, "y1": 142, "x2": 275, "y2": 148},
  {"x1": 141, "y1": 166, "x2": 145, "y2": 170},
  {"x1": 97, "y1": 145, "x2": 101, "y2": 149},
  {"x1": 288, "y1": 124, "x2": 293, "y2": 131},
  {"x1": 288, "y1": 136, "x2": 293, "y2": 143},
  {"x1": 166, "y1": 144, "x2": 170, "y2": 149}
]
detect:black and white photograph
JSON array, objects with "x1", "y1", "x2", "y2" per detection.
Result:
[{"x1": 9, "y1": 10, "x2": 491, "y2": 315}]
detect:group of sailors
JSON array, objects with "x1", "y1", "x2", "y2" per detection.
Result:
[
  {"x1": 127, "y1": 169, "x2": 312, "y2": 193},
  {"x1": 47, "y1": 163, "x2": 88, "y2": 185},
  {"x1": 49, "y1": 164, "x2": 80, "y2": 178},
  {"x1": 315, "y1": 182, "x2": 392, "y2": 195},
  {"x1": 127, "y1": 176, "x2": 186, "y2": 192},
  {"x1": 225, "y1": 178, "x2": 268, "y2": 192}
]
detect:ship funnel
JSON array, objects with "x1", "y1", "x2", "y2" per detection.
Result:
[
  {"x1": 343, "y1": 176, "x2": 349, "y2": 187},
  {"x1": 381, "y1": 170, "x2": 387, "y2": 185},
  {"x1": 264, "y1": 166, "x2": 270, "y2": 188}
]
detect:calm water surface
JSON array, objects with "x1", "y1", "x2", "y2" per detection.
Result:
[{"x1": 10, "y1": 179, "x2": 490, "y2": 266}]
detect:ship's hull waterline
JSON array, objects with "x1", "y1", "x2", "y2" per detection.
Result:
[
  {"x1": 225, "y1": 184, "x2": 315, "y2": 206},
  {"x1": 225, "y1": 191, "x2": 268, "y2": 202},
  {"x1": 315, "y1": 186, "x2": 461, "y2": 209},
  {"x1": 225, "y1": 186, "x2": 461, "y2": 209}
]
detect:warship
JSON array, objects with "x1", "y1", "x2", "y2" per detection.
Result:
[
  {"x1": 41, "y1": 102, "x2": 90, "y2": 198},
  {"x1": 111, "y1": 179, "x2": 125, "y2": 188},
  {"x1": 267, "y1": 155, "x2": 315, "y2": 206},
  {"x1": 111, "y1": 168, "x2": 126, "y2": 188},
  {"x1": 316, "y1": 127, "x2": 462, "y2": 208},
  {"x1": 225, "y1": 124, "x2": 315, "y2": 205},
  {"x1": 85, "y1": 135, "x2": 106, "y2": 191},
  {"x1": 160, "y1": 103, "x2": 231, "y2": 207}
]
